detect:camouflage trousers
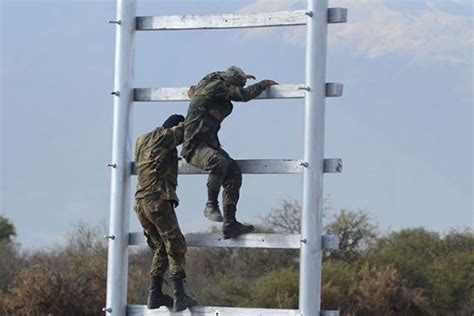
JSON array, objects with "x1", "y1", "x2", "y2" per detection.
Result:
[
  {"x1": 134, "y1": 198, "x2": 187, "y2": 280},
  {"x1": 186, "y1": 142, "x2": 242, "y2": 207}
]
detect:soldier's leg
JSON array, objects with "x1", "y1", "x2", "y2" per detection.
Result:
[
  {"x1": 219, "y1": 149, "x2": 242, "y2": 207},
  {"x1": 145, "y1": 200, "x2": 197, "y2": 311},
  {"x1": 144, "y1": 200, "x2": 187, "y2": 280},
  {"x1": 218, "y1": 149, "x2": 255, "y2": 239},
  {"x1": 187, "y1": 143, "x2": 230, "y2": 222},
  {"x1": 134, "y1": 200, "x2": 173, "y2": 309},
  {"x1": 135, "y1": 200, "x2": 170, "y2": 278}
]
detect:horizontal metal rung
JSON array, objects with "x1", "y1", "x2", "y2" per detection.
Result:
[
  {"x1": 132, "y1": 159, "x2": 302, "y2": 175},
  {"x1": 134, "y1": 83, "x2": 343, "y2": 102},
  {"x1": 136, "y1": 8, "x2": 346, "y2": 31},
  {"x1": 134, "y1": 84, "x2": 303, "y2": 102},
  {"x1": 128, "y1": 305, "x2": 300, "y2": 315},
  {"x1": 130, "y1": 233, "x2": 339, "y2": 250},
  {"x1": 136, "y1": 10, "x2": 307, "y2": 31},
  {"x1": 130, "y1": 233, "x2": 302, "y2": 249},
  {"x1": 130, "y1": 159, "x2": 342, "y2": 175}
]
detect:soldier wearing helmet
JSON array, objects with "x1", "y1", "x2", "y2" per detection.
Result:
[{"x1": 182, "y1": 66, "x2": 278, "y2": 239}]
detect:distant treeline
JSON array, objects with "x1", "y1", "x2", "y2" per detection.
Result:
[{"x1": 0, "y1": 201, "x2": 472, "y2": 315}]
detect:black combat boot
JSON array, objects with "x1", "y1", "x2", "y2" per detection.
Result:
[
  {"x1": 222, "y1": 204, "x2": 255, "y2": 239},
  {"x1": 203, "y1": 188, "x2": 223, "y2": 222},
  {"x1": 172, "y1": 278, "x2": 198, "y2": 312},
  {"x1": 147, "y1": 276, "x2": 173, "y2": 309}
]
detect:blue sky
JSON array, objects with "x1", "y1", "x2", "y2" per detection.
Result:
[{"x1": 1, "y1": 0, "x2": 472, "y2": 249}]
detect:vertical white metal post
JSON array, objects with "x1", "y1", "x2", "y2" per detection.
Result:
[
  {"x1": 299, "y1": 0, "x2": 328, "y2": 315},
  {"x1": 105, "y1": 1, "x2": 136, "y2": 315}
]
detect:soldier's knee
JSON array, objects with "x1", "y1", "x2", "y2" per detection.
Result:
[
  {"x1": 163, "y1": 230, "x2": 187, "y2": 256},
  {"x1": 228, "y1": 161, "x2": 242, "y2": 183},
  {"x1": 169, "y1": 241, "x2": 187, "y2": 258},
  {"x1": 209, "y1": 155, "x2": 230, "y2": 175}
]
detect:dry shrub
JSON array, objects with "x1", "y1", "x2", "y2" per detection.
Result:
[
  {"x1": 3, "y1": 225, "x2": 107, "y2": 316},
  {"x1": 322, "y1": 282, "x2": 343, "y2": 310},
  {"x1": 347, "y1": 265, "x2": 431, "y2": 316},
  {"x1": 128, "y1": 248, "x2": 154, "y2": 305}
]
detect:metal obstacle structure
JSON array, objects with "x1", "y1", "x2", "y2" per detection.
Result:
[{"x1": 105, "y1": 1, "x2": 347, "y2": 315}]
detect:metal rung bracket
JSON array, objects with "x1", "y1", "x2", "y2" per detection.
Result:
[
  {"x1": 325, "y1": 83, "x2": 344, "y2": 97},
  {"x1": 130, "y1": 159, "x2": 342, "y2": 175},
  {"x1": 321, "y1": 311, "x2": 340, "y2": 316},
  {"x1": 328, "y1": 8, "x2": 348, "y2": 23},
  {"x1": 323, "y1": 158, "x2": 343, "y2": 173},
  {"x1": 322, "y1": 235, "x2": 340, "y2": 249}
]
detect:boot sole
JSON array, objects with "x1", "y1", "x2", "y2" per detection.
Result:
[
  {"x1": 223, "y1": 227, "x2": 255, "y2": 240},
  {"x1": 204, "y1": 210, "x2": 223, "y2": 222},
  {"x1": 147, "y1": 297, "x2": 173, "y2": 309},
  {"x1": 173, "y1": 300, "x2": 198, "y2": 312}
]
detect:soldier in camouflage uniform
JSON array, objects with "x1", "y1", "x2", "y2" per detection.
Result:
[
  {"x1": 182, "y1": 66, "x2": 278, "y2": 239},
  {"x1": 134, "y1": 114, "x2": 198, "y2": 312}
]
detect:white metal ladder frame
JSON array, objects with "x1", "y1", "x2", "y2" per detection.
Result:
[{"x1": 105, "y1": 1, "x2": 347, "y2": 315}]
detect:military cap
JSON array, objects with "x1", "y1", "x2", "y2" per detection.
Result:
[{"x1": 221, "y1": 66, "x2": 256, "y2": 87}]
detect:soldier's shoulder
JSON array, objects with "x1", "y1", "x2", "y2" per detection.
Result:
[
  {"x1": 138, "y1": 128, "x2": 165, "y2": 144},
  {"x1": 136, "y1": 131, "x2": 151, "y2": 144}
]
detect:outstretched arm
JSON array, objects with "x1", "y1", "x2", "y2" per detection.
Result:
[{"x1": 228, "y1": 80, "x2": 279, "y2": 102}]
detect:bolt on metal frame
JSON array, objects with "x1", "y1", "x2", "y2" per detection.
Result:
[{"x1": 105, "y1": 1, "x2": 347, "y2": 315}]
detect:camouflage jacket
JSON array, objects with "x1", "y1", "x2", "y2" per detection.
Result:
[
  {"x1": 181, "y1": 72, "x2": 268, "y2": 159},
  {"x1": 135, "y1": 124, "x2": 184, "y2": 202}
]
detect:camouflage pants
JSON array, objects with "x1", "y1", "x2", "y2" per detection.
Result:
[
  {"x1": 187, "y1": 142, "x2": 242, "y2": 206},
  {"x1": 134, "y1": 198, "x2": 187, "y2": 280}
]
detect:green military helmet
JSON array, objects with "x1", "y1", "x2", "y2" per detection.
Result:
[{"x1": 221, "y1": 66, "x2": 255, "y2": 87}]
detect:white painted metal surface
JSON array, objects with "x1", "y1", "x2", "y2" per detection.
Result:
[
  {"x1": 133, "y1": 83, "x2": 342, "y2": 102},
  {"x1": 130, "y1": 159, "x2": 342, "y2": 175},
  {"x1": 130, "y1": 232, "x2": 340, "y2": 250},
  {"x1": 136, "y1": 10, "x2": 307, "y2": 31},
  {"x1": 105, "y1": 1, "x2": 135, "y2": 315},
  {"x1": 134, "y1": 84, "x2": 304, "y2": 101},
  {"x1": 129, "y1": 232, "x2": 302, "y2": 249},
  {"x1": 299, "y1": 1, "x2": 328, "y2": 315},
  {"x1": 127, "y1": 305, "x2": 301, "y2": 316},
  {"x1": 131, "y1": 159, "x2": 302, "y2": 175}
]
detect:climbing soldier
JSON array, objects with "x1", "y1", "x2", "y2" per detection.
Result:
[
  {"x1": 134, "y1": 114, "x2": 198, "y2": 312},
  {"x1": 182, "y1": 66, "x2": 278, "y2": 239}
]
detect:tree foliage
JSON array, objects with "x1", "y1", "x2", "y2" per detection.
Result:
[{"x1": 0, "y1": 214, "x2": 16, "y2": 242}]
